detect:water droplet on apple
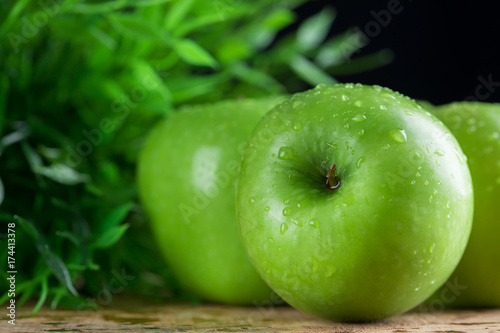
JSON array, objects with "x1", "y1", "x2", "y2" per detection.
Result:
[
  {"x1": 429, "y1": 243, "x2": 435, "y2": 253},
  {"x1": 424, "y1": 180, "x2": 430, "y2": 186},
  {"x1": 351, "y1": 114, "x2": 366, "y2": 122},
  {"x1": 293, "y1": 100, "x2": 304, "y2": 109},
  {"x1": 358, "y1": 129, "x2": 365, "y2": 136},
  {"x1": 280, "y1": 223, "x2": 288, "y2": 235},
  {"x1": 354, "y1": 100, "x2": 363, "y2": 108},
  {"x1": 309, "y1": 218, "x2": 320, "y2": 227},
  {"x1": 446, "y1": 201, "x2": 451, "y2": 209},
  {"x1": 381, "y1": 93, "x2": 396, "y2": 99},
  {"x1": 268, "y1": 238, "x2": 274, "y2": 243},
  {"x1": 415, "y1": 172, "x2": 421, "y2": 177},
  {"x1": 388, "y1": 129, "x2": 407, "y2": 143},
  {"x1": 297, "y1": 198, "x2": 311, "y2": 208},
  {"x1": 428, "y1": 195, "x2": 433, "y2": 203},
  {"x1": 283, "y1": 207, "x2": 292, "y2": 216},
  {"x1": 379, "y1": 105, "x2": 388, "y2": 110},
  {"x1": 356, "y1": 156, "x2": 366, "y2": 169},
  {"x1": 278, "y1": 146, "x2": 296, "y2": 161},
  {"x1": 447, "y1": 212, "x2": 452, "y2": 218},
  {"x1": 327, "y1": 142, "x2": 338, "y2": 150},
  {"x1": 432, "y1": 189, "x2": 438, "y2": 195},
  {"x1": 410, "y1": 180, "x2": 416, "y2": 185},
  {"x1": 291, "y1": 218, "x2": 303, "y2": 227},
  {"x1": 341, "y1": 95, "x2": 349, "y2": 101},
  {"x1": 434, "y1": 149, "x2": 445, "y2": 156},
  {"x1": 265, "y1": 206, "x2": 270, "y2": 211},
  {"x1": 343, "y1": 123, "x2": 350, "y2": 129},
  {"x1": 249, "y1": 198, "x2": 255, "y2": 204},
  {"x1": 292, "y1": 122, "x2": 302, "y2": 131}
]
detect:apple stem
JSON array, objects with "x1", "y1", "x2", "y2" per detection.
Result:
[{"x1": 326, "y1": 164, "x2": 341, "y2": 190}]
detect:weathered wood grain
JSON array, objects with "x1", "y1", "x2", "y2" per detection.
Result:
[{"x1": 4, "y1": 300, "x2": 500, "y2": 332}]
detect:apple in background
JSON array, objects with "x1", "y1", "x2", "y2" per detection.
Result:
[
  {"x1": 430, "y1": 102, "x2": 500, "y2": 307},
  {"x1": 138, "y1": 97, "x2": 285, "y2": 304},
  {"x1": 236, "y1": 84, "x2": 473, "y2": 321}
]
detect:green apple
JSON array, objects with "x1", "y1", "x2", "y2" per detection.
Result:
[
  {"x1": 138, "y1": 97, "x2": 285, "y2": 305},
  {"x1": 236, "y1": 84, "x2": 474, "y2": 321},
  {"x1": 430, "y1": 102, "x2": 500, "y2": 307}
]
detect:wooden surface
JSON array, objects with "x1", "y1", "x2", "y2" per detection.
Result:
[{"x1": 4, "y1": 301, "x2": 500, "y2": 332}]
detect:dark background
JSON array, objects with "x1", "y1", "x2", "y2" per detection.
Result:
[{"x1": 296, "y1": 0, "x2": 500, "y2": 105}]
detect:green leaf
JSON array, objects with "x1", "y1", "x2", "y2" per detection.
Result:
[
  {"x1": 327, "y1": 49, "x2": 394, "y2": 75},
  {"x1": 289, "y1": 55, "x2": 338, "y2": 86},
  {"x1": 62, "y1": 0, "x2": 127, "y2": 14},
  {"x1": 21, "y1": 143, "x2": 43, "y2": 170},
  {"x1": 55, "y1": 231, "x2": 80, "y2": 246},
  {"x1": 16, "y1": 217, "x2": 78, "y2": 296},
  {"x1": 0, "y1": 125, "x2": 30, "y2": 157},
  {"x1": 297, "y1": 7, "x2": 336, "y2": 52},
  {"x1": 64, "y1": 0, "x2": 173, "y2": 14},
  {"x1": 108, "y1": 14, "x2": 169, "y2": 43},
  {"x1": 33, "y1": 163, "x2": 90, "y2": 185},
  {"x1": 0, "y1": 72, "x2": 8, "y2": 136},
  {"x1": 32, "y1": 276, "x2": 49, "y2": 314},
  {"x1": 43, "y1": 247, "x2": 78, "y2": 296},
  {"x1": 167, "y1": 73, "x2": 229, "y2": 103},
  {"x1": 315, "y1": 29, "x2": 365, "y2": 68},
  {"x1": 91, "y1": 224, "x2": 129, "y2": 249},
  {"x1": 0, "y1": 0, "x2": 31, "y2": 35},
  {"x1": 130, "y1": 60, "x2": 173, "y2": 107},
  {"x1": 100, "y1": 203, "x2": 133, "y2": 233},
  {"x1": 89, "y1": 26, "x2": 117, "y2": 50},
  {"x1": 164, "y1": 0, "x2": 196, "y2": 31},
  {"x1": 0, "y1": 178, "x2": 3, "y2": 207},
  {"x1": 229, "y1": 62, "x2": 284, "y2": 93},
  {"x1": 263, "y1": 8, "x2": 296, "y2": 30},
  {"x1": 173, "y1": 39, "x2": 218, "y2": 68}
]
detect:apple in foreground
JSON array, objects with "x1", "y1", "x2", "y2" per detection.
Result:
[
  {"x1": 138, "y1": 97, "x2": 284, "y2": 304},
  {"x1": 236, "y1": 84, "x2": 474, "y2": 321},
  {"x1": 430, "y1": 102, "x2": 500, "y2": 307}
]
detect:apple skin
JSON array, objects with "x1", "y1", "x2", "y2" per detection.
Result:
[
  {"x1": 430, "y1": 102, "x2": 500, "y2": 307},
  {"x1": 138, "y1": 97, "x2": 285, "y2": 305},
  {"x1": 236, "y1": 84, "x2": 474, "y2": 321}
]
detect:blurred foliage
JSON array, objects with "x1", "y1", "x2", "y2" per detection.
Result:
[{"x1": 0, "y1": 0, "x2": 391, "y2": 311}]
